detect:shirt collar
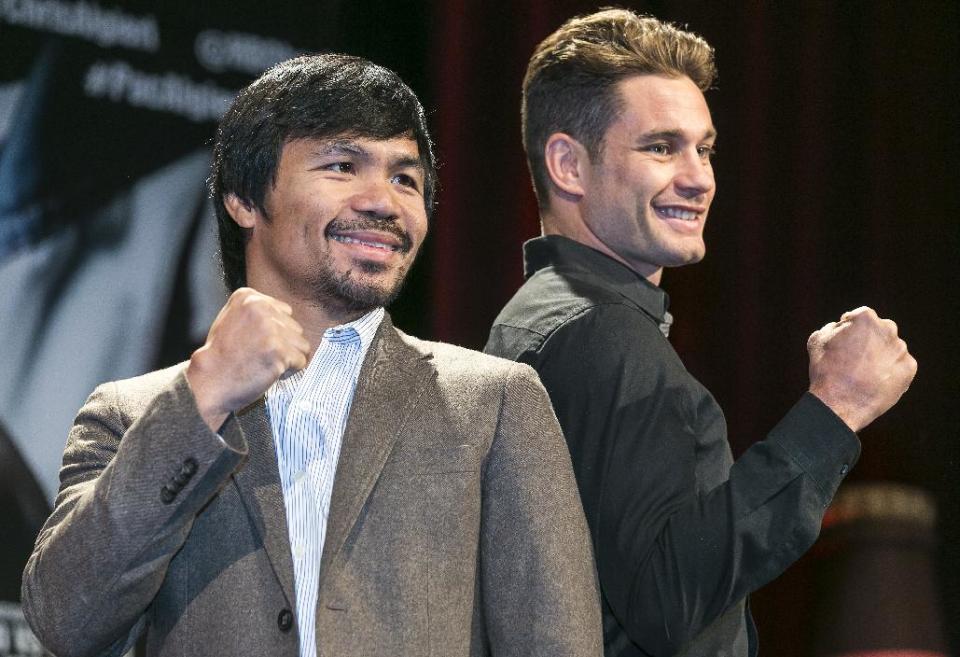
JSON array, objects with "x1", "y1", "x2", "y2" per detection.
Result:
[
  {"x1": 523, "y1": 235, "x2": 673, "y2": 336},
  {"x1": 322, "y1": 306, "x2": 384, "y2": 351}
]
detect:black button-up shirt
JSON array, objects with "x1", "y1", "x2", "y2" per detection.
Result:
[{"x1": 485, "y1": 236, "x2": 860, "y2": 657}]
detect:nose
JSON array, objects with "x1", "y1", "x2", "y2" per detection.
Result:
[
  {"x1": 350, "y1": 177, "x2": 401, "y2": 219},
  {"x1": 675, "y1": 150, "x2": 715, "y2": 200}
]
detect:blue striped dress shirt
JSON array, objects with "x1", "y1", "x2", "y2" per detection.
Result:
[{"x1": 265, "y1": 307, "x2": 384, "y2": 657}]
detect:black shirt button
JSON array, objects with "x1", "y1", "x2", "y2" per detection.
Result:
[
  {"x1": 160, "y1": 486, "x2": 176, "y2": 504},
  {"x1": 277, "y1": 608, "x2": 293, "y2": 632},
  {"x1": 840, "y1": 463, "x2": 849, "y2": 475}
]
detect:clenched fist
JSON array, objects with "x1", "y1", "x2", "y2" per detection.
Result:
[
  {"x1": 186, "y1": 288, "x2": 312, "y2": 431},
  {"x1": 807, "y1": 306, "x2": 917, "y2": 433}
]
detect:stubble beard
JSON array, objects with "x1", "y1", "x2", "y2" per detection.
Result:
[
  {"x1": 309, "y1": 257, "x2": 411, "y2": 315},
  {"x1": 310, "y1": 214, "x2": 418, "y2": 315}
]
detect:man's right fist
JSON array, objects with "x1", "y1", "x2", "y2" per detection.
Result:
[
  {"x1": 807, "y1": 306, "x2": 917, "y2": 433},
  {"x1": 185, "y1": 288, "x2": 312, "y2": 431}
]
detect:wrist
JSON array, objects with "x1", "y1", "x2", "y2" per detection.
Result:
[
  {"x1": 807, "y1": 386, "x2": 865, "y2": 433},
  {"x1": 186, "y1": 354, "x2": 231, "y2": 433}
]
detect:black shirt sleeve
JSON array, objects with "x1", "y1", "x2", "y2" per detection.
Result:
[{"x1": 521, "y1": 303, "x2": 860, "y2": 655}]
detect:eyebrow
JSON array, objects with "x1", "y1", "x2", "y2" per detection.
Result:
[
  {"x1": 391, "y1": 155, "x2": 425, "y2": 173},
  {"x1": 311, "y1": 140, "x2": 366, "y2": 158},
  {"x1": 311, "y1": 140, "x2": 424, "y2": 172},
  {"x1": 638, "y1": 128, "x2": 718, "y2": 142}
]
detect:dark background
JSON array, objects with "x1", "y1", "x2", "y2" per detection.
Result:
[{"x1": 1, "y1": 1, "x2": 956, "y2": 653}]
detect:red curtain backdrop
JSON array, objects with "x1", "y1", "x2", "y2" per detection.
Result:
[
  {"x1": 429, "y1": 2, "x2": 959, "y2": 654},
  {"x1": 429, "y1": 3, "x2": 554, "y2": 344}
]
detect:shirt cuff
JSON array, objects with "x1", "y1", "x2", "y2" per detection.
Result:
[{"x1": 767, "y1": 392, "x2": 861, "y2": 506}]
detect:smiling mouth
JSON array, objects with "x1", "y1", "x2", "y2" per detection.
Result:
[
  {"x1": 325, "y1": 217, "x2": 413, "y2": 254},
  {"x1": 330, "y1": 234, "x2": 405, "y2": 252},
  {"x1": 654, "y1": 206, "x2": 700, "y2": 221}
]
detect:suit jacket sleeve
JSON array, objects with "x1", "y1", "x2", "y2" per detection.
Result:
[
  {"x1": 478, "y1": 362, "x2": 602, "y2": 656},
  {"x1": 519, "y1": 305, "x2": 860, "y2": 655},
  {"x1": 21, "y1": 370, "x2": 247, "y2": 657}
]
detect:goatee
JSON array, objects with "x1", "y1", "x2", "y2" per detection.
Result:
[
  {"x1": 314, "y1": 215, "x2": 417, "y2": 313},
  {"x1": 311, "y1": 261, "x2": 410, "y2": 314}
]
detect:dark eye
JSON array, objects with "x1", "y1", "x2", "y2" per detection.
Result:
[
  {"x1": 325, "y1": 162, "x2": 354, "y2": 174},
  {"x1": 697, "y1": 145, "x2": 717, "y2": 160},
  {"x1": 391, "y1": 173, "x2": 420, "y2": 191},
  {"x1": 645, "y1": 143, "x2": 671, "y2": 156}
]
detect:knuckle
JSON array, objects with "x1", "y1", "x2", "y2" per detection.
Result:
[
  {"x1": 238, "y1": 297, "x2": 258, "y2": 317},
  {"x1": 845, "y1": 306, "x2": 873, "y2": 323},
  {"x1": 242, "y1": 290, "x2": 268, "y2": 308}
]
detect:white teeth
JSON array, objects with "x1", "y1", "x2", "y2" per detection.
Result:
[
  {"x1": 331, "y1": 235, "x2": 399, "y2": 251},
  {"x1": 656, "y1": 206, "x2": 697, "y2": 221}
]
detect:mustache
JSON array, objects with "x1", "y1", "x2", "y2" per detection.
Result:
[{"x1": 325, "y1": 214, "x2": 413, "y2": 253}]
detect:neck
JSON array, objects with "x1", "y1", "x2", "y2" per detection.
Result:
[{"x1": 540, "y1": 206, "x2": 664, "y2": 287}]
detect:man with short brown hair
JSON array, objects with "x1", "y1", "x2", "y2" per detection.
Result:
[
  {"x1": 487, "y1": 9, "x2": 917, "y2": 657},
  {"x1": 522, "y1": 10, "x2": 716, "y2": 209}
]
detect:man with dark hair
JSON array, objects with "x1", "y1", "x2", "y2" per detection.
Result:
[
  {"x1": 209, "y1": 55, "x2": 438, "y2": 294},
  {"x1": 22, "y1": 54, "x2": 601, "y2": 657},
  {"x1": 486, "y1": 9, "x2": 917, "y2": 657}
]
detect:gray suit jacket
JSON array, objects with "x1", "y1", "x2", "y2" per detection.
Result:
[{"x1": 22, "y1": 316, "x2": 601, "y2": 657}]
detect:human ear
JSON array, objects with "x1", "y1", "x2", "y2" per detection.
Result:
[
  {"x1": 223, "y1": 194, "x2": 259, "y2": 229},
  {"x1": 544, "y1": 133, "x2": 587, "y2": 198}
]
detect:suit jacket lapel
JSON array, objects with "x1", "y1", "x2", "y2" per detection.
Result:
[
  {"x1": 231, "y1": 399, "x2": 297, "y2": 607},
  {"x1": 318, "y1": 316, "x2": 434, "y2": 587}
]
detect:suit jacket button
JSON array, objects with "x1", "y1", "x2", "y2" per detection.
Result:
[
  {"x1": 181, "y1": 457, "x2": 198, "y2": 476},
  {"x1": 277, "y1": 608, "x2": 293, "y2": 632},
  {"x1": 160, "y1": 486, "x2": 176, "y2": 504}
]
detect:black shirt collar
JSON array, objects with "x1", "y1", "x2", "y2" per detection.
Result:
[{"x1": 523, "y1": 235, "x2": 674, "y2": 335}]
